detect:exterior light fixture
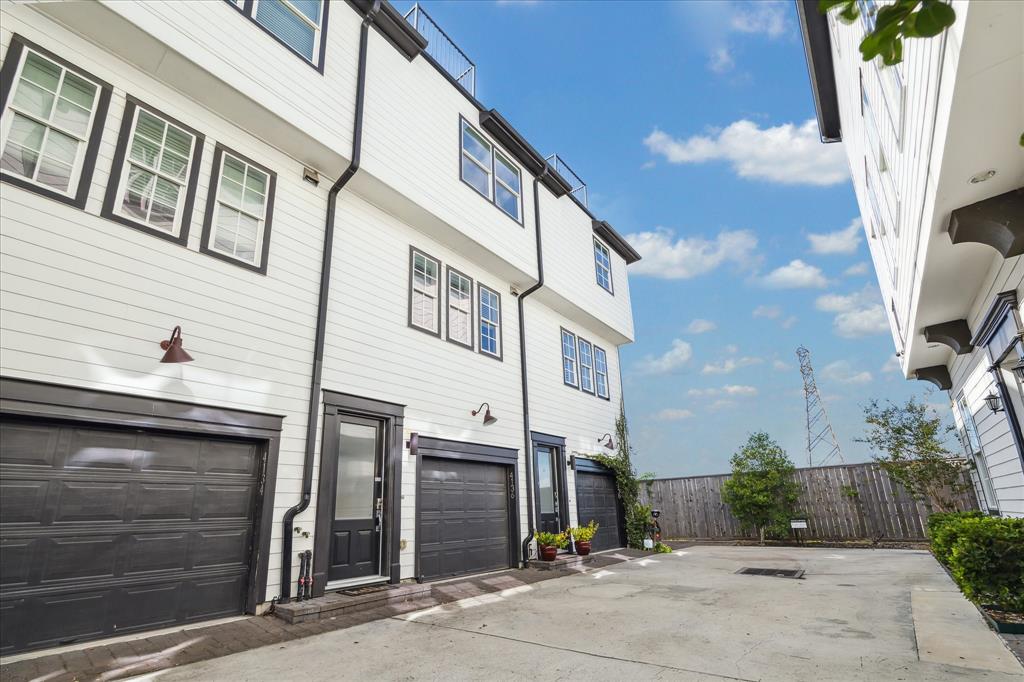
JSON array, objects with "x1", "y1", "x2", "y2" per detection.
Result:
[
  {"x1": 984, "y1": 392, "x2": 1003, "y2": 413},
  {"x1": 159, "y1": 326, "x2": 193, "y2": 363},
  {"x1": 1011, "y1": 357, "x2": 1024, "y2": 383},
  {"x1": 598, "y1": 433, "x2": 615, "y2": 450},
  {"x1": 471, "y1": 402, "x2": 497, "y2": 426},
  {"x1": 968, "y1": 169, "x2": 996, "y2": 184}
]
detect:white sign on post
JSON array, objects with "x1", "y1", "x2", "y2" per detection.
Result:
[{"x1": 790, "y1": 519, "x2": 808, "y2": 529}]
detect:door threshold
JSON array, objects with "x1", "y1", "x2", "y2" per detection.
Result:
[{"x1": 325, "y1": 575, "x2": 389, "y2": 591}]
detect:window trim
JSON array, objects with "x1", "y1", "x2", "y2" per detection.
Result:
[
  {"x1": 593, "y1": 237, "x2": 614, "y2": 294},
  {"x1": 955, "y1": 392, "x2": 998, "y2": 513},
  {"x1": 407, "y1": 246, "x2": 442, "y2": 338},
  {"x1": 458, "y1": 115, "x2": 524, "y2": 227},
  {"x1": 445, "y1": 265, "x2": 474, "y2": 350},
  {"x1": 224, "y1": 0, "x2": 329, "y2": 72},
  {"x1": 0, "y1": 34, "x2": 112, "y2": 209},
  {"x1": 593, "y1": 345, "x2": 610, "y2": 400},
  {"x1": 477, "y1": 282, "x2": 503, "y2": 362},
  {"x1": 560, "y1": 327, "x2": 580, "y2": 389},
  {"x1": 101, "y1": 96, "x2": 205, "y2": 246},
  {"x1": 577, "y1": 337, "x2": 596, "y2": 395},
  {"x1": 199, "y1": 143, "x2": 277, "y2": 274}
]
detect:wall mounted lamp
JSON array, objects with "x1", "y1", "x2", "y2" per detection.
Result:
[
  {"x1": 471, "y1": 402, "x2": 497, "y2": 426},
  {"x1": 598, "y1": 433, "x2": 615, "y2": 450},
  {"x1": 984, "y1": 392, "x2": 1003, "y2": 413},
  {"x1": 1011, "y1": 357, "x2": 1024, "y2": 383},
  {"x1": 159, "y1": 326, "x2": 193, "y2": 364}
]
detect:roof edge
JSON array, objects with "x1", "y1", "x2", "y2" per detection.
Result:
[
  {"x1": 795, "y1": 0, "x2": 842, "y2": 143},
  {"x1": 593, "y1": 220, "x2": 642, "y2": 265}
]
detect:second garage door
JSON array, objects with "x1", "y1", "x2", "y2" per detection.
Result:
[
  {"x1": 418, "y1": 456, "x2": 512, "y2": 580},
  {"x1": 575, "y1": 467, "x2": 625, "y2": 552}
]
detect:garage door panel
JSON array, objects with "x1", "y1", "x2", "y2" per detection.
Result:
[
  {"x1": 65, "y1": 429, "x2": 137, "y2": 470},
  {"x1": 0, "y1": 480, "x2": 48, "y2": 522},
  {"x1": 117, "y1": 582, "x2": 181, "y2": 631},
  {"x1": 0, "y1": 539, "x2": 31, "y2": 586},
  {"x1": 202, "y1": 441, "x2": 259, "y2": 477},
  {"x1": 32, "y1": 590, "x2": 109, "y2": 646},
  {"x1": 137, "y1": 436, "x2": 202, "y2": 474},
  {"x1": 41, "y1": 536, "x2": 118, "y2": 582},
  {"x1": 126, "y1": 533, "x2": 190, "y2": 574},
  {"x1": 188, "y1": 574, "x2": 247, "y2": 620},
  {"x1": 195, "y1": 484, "x2": 254, "y2": 520},
  {"x1": 136, "y1": 484, "x2": 196, "y2": 521},
  {"x1": 0, "y1": 422, "x2": 58, "y2": 466},
  {"x1": 54, "y1": 481, "x2": 129, "y2": 523},
  {"x1": 193, "y1": 529, "x2": 251, "y2": 569}
]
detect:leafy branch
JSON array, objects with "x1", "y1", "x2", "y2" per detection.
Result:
[{"x1": 819, "y1": 0, "x2": 955, "y2": 66}]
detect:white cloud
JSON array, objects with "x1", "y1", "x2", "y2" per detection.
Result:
[
  {"x1": 655, "y1": 408, "x2": 695, "y2": 421},
  {"x1": 815, "y1": 285, "x2": 890, "y2": 338},
  {"x1": 844, "y1": 262, "x2": 870, "y2": 277},
  {"x1": 687, "y1": 318, "x2": 718, "y2": 334},
  {"x1": 761, "y1": 260, "x2": 829, "y2": 289},
  {"x1": 781, "y1": 315, "x2": 798, "y2": 329},
  {"x1": 808, "y1": 218, "x2": 863, "y2": 255},
  {"x1": 723, "y1": 344, "x2": 739, "y2": 354},
  {"x1": 752, "y1": 304, "x2": 782, "y2": 319},
  {"x1": 730, "y1": 1, "x2": 789, "y2": 38},
  {"x1": 636, "y1": 339, "x2": 693, "y2": 375},
  {"x1": 624, "y1": 228, "x2": 758, "y2": 279},
  {"x1": 688, "y1": 384, "x2": 758, "y2": 397},
  {"x1": 772, "y1": 359, "x2": 790, "y2": 371},
  {"x1": 701, "y1": 356, "x2": 762, "y2": 375},
  {"x1": 709, "y1": 399, "x2": 737, "y2": 411},
  {"x1": 821, "y1": 360, "x2": 873, "y2": 385},
  {"x1": 881, "y1": 356, "x2": 903, "y2": 376},
  {"x1": 643, "y1": 120, "x2": 849, "y2": 186},
  {"x1": 708, "y1": 46, "x2": 735, "y2": 73}
]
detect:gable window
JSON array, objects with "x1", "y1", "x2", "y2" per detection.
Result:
[
  {"x1": 478, "y1": 284, "x2": 502, "y2": 360},
  {"x1": 578, "y1": 338, "x2": 595, "y2": 394},
  {"x1": 594, "y1": 346, "x2": 609, "y2": 399},
  {"x1": 200, "y1": 144, "x2": 277, "y2": 273},
  {"x1": 446, "y1": 266, "x2": 473, "y2": 349},
  {"x1": 229, "y1": 0, "x2": 328, "y2": 70},
  {"x1": 101, "y1": 98, "x2": 204, "y2": 245},
  {"x1": 494, "y1": 149, "x2": 521, "y2": 221},
  {"x1": 0, "y1": 37, "x2": 111, "y2": 208},
  {"x1": 409, "y1": 247, "x2": 441, "y2": 335},
  {"x1": 594, "y1": 238, "x2": 613, "y2": 293},
  {"x1": 459, "y1": 117, "x2": 523, "y2": 224},
  {"x1": 561, "y1": 329, "x2": 579, "y2": 388}
]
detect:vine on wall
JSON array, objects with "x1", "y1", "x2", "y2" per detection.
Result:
[{"x1": 592, "y1": 402, "x2": 653, "y2": 549}]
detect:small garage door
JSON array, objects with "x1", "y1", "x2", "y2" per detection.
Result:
[
  {"x1": 418, "y1": 456, "x2": 511, "y2": 580},
  {"x1": 575, "y1": 468, "x2": 625, "y2": 552},
  {"x1": 0, "y1": 417, "x2": 262, "y2": 654}
]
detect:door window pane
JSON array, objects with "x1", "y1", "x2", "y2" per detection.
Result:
[
  {"x1": 334, "y1": 421, "x2": 377, "y2": 520},
  {"x1": 537, "y1": 448, "x2": 554, "y2": 514}
]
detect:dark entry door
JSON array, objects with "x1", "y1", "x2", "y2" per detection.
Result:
[
  {"x1": 534, "y1": 445, "x2": 563, "y2": 534},
  {"x1": 328, "y1": 415, "x2": 383, "y2": 582}
]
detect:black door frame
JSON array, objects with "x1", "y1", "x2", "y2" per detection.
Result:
[
  {"x1": 573, "y1": 456, "x2": 627, "y2": 549},
  {"x1": 412, "y1": 434, "x2": 520, "y2": 582},
  {"x1": 531, "y1": 431, "x2": 569, "y2": 533},
  {"x1": 313, "y1": 391, "x2": 405, "y2": 593},
  {"x1": 0, "y1": 377, "x2": 283, "y2": 615}
]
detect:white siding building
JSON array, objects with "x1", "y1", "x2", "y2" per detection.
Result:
[
  {"x1": 0, "y1": 0, "x2": 639, "y2": 654},
  {"x1": 797, "y1": 0, "x2": 1024, "y2": 516}
]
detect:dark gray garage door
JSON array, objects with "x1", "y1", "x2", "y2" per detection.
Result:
[
  {"x1": 0, "y1": 417, "x2": 261, "y2": 654},
  {"x1": 575, "y1": 470, "x2": 625, "y2": 552},
  {"x1": 418, "y1": 456, "x2": 511, "y2": 580}
]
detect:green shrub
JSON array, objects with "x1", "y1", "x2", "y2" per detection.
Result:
[
  {"x1": 566, "y1": 520, "x2": 599, "y2": 543},
  {"x1": 652, "y1": 542, "x2": 673, "y2": 554},
  {"x1": 926, "y1": 510, "x2": 982, "y2": 540},
  {"x1": 948, "y1": 517, "x2": 1024, "y2": 612},
  {"x1": 928, "y1": 511, "x2": 984, "y2": 564}
]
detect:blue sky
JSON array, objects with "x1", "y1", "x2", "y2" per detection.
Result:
[{"x1": 397, "y1": 0, "x2": 939, "y2": 476}]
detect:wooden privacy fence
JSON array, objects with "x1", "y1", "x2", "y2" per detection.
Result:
[{"x1": 640, "y1": 462, "x2": 978, "y2": 541}]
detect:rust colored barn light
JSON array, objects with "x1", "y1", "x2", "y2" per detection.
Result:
[
  {"x1": 598, "y1": 433, "x2": 615, "y2": 450},
  {"x1": 471, "y1": 402, "x2": 497, "y2": 426},
  {"x1": 159, "y1": 326, "x2": 193, "y2": 363}
]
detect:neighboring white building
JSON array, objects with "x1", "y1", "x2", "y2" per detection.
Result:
[
  {"x1": 0, "y1": 0, "x2": 639, "y2": 654},
  {"x1": 797, "y1": 0, "x2": 1024, "y2": 516}
]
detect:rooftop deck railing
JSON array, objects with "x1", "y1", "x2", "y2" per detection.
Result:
[
  {"x1": 545, "y1": 154, "x2": 588, "y2": 207},
  {"x1": 404, "y1": 3, "x2": 476, "y2": 96}
]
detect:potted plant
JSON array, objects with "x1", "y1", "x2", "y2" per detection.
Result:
[
  {"x1": 535, "y1": 531, "x2": 566, "y2": 561},
  {"x1": 566, "y1": 521, "x2": 599, "y2": 556}
]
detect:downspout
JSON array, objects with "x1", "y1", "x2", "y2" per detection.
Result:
[
  {"x1": 280, "y1": 3, "x2": 377, "y2": 604},
  {"x1": 518, "y1": 165, "x2": 550, "y2": 565}
]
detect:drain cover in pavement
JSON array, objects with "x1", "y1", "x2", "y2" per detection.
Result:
[{"x1": 736, "y1": 567, "x2": 805, "y2": 579}]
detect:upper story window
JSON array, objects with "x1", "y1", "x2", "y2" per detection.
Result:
[
  {"x1": 0, "y1": 37, "x2": 111, "y2": 209},
  {"x1": 478, "y1": 284, "x2": 502, "y2": 360},
  {"x1": 230, "y1": 0, "x2": 328, "y2": 70},
  {"x1": 446, "y1": 267, "x2": 473, "y2": 349},
  {"x1": 561, "y1": 329, "x2": 578, "y2": 388},
  {"x1": 200, "y1": 144, "x2": 277, "y2": 273},
  {"x1": 857, "y1": 0, "x2": 904, "y2": 147},
  {"x1": 594, "y1": 346, "x2": 609, "y2": 399},
  {"x1": 459, "y1": 117, "x2": 523, "y2": 224},
  {"x1": 102, "y1": 98, "x2": 204, "y2": 245},
  {"x1": 594, "y1": 238, "x2": 613, "y2": 293},
  {"x1": 578, "y1": 338, "x2": 595, "y2": 394},
  {"x1": 409, "y1": 247, "x2": 441, "y2": 336}
]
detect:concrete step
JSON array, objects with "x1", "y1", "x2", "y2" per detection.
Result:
[
  {"x1": 526, "y1": 554, "x2": 595, "y2": 571},
  {"x1": 273, "y1": 583, "x2": 432, "y2": 624}
]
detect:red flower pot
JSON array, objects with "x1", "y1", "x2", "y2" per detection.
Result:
[
  {"x1": 539, "y1": 545, "x2": 558, "y2": 561},
  {"x1": 575, "y1": 541, "x2": 592, "y2": 556}
]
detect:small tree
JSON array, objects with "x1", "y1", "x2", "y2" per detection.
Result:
[
  {"x1": 722, "y1": 433, "x2": 802, "y2": 545},
  {"x1": 859, "y1": 398, "x2": 970, "y2": 513}
]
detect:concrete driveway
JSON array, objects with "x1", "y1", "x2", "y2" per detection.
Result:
[{"x1": 146, "y1": 546, "x2": 1023, "y2": 681}]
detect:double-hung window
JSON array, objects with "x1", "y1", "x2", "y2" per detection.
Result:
[
  {"x1": 955, "y1": 394, "x2": 997, "y2": 512},
  {"x1": 0, "y1": 38, "x2": 110, "y2": 207},
  {"x1": 577, "y1": 338, "x2": 595, "y2": 394},
  {"x1": 446, "y1": 267, "x2": 473, "y2": 349},
  {"x1": 200, "y1": 145, "x2": 277, "y2": 272},
  {"x1": 493, "y1": 150, "x2": 521, "y2": 221},
  {"x1": 409, "y1": 248, "x2": 441, "y2": 335},
  {"x1": 478, "y1": 284, "x2": 502, "y2": 359},
  {"x1": 594, "y1": 238, "x2": 613, "y2": 293},
  {"x1": 561, "y1": 329, "x2": 579, "y2": 388},
  {"x1": 461, "y1": 119, "x2": 492, "y2": 199},
  {"x1": 231, "y1": 0, "x2": 328, "y2": 69},
  {"x1": 594, "y1": 346, "x2": 609, "y2": 399},
  {"x1": 460, "y1": 117, "x2": 523, "y2": 223},
  {"x1": 102, "y1": 98, "x2": 204, "y2": 244}
]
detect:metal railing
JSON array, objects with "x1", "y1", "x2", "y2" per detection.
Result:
[
  {"x1": 545, "y1": 154, "x2": 588, "y2": 207},
  {"x1": 404, "y1": 3, "x2": 476, "y2": 96}
]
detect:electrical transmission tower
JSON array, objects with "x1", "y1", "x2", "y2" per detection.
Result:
[{"x1": 796, "y1": 346, "x2": 845, "y2": 468}]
